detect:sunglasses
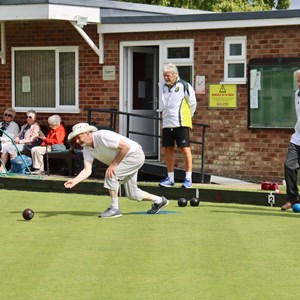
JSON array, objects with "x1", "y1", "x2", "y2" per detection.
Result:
[
  {"x1": 26, "y1": 116, "x2": 33, "y2": 119},
  {"x1": 4, "y1": 113, "x2": 13, "y2": 117}
]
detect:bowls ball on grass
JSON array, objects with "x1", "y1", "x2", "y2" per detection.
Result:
[
  {"x1": 190, "y1": 197, "x2": 200, "y2": 207},
  {"x1": 178, "y1": 198, "x2": 188, "y2": 207},
  {"x1": 292, "y1": 203, "x2": 300, "y2": 213},
  {"x1": 22, "y1": 208, "x2": 34, "y2": 220}
]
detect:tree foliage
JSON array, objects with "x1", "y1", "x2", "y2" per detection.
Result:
[{"x1": 118, "y1": 0, "x2": 290, "y2": 11}]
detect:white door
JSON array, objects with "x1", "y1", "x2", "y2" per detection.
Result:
[{"x1": 126, "y1": 47, "x2": 159, "y2": 158}]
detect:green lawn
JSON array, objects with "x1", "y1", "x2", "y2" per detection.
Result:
[{"x1": 1, "y1": 190, "x2": 300, "y2": 300}]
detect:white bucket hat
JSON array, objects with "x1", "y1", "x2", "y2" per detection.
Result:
[{"x1": 68, "y1": 123, "x2": 97, "y2": 141}]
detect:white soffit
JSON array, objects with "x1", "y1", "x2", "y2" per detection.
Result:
[
  {"x1": 0, "y1": 4, "x2": 100, "y2": 23},
  {"x1": 48, "y1": 4, "x2": 100, "y2": 22},
  {"x1": 0, "y1": 4, "x2": 48, "y2": 20},
  {"x1": 98, "y1": 17, "x2": 300, "y2": 34}
]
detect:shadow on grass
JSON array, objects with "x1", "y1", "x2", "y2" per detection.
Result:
[
  {"x1": 210, "y1": 209, "x2": 300, "y2": 218},
  {"x1": 11, "y1": 209, "x2": 180, "y2": 219},
  {"x1": 169, "y1": 202, "x2": 300, "y2": 218},
  {"x1": 126, "y1": 210, "x2": 181, "y2": 215},
  {"x1": 210, "y1": 204, "x2": 277, "y2": 211},
  {"x1": 11, "y1": 210, "x2": 99, "y2": 219}
]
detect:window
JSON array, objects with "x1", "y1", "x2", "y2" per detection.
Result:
[
  {"x1": 12, "y1": 47, "x2": 79, "y2": 113},
  {"x1": 224, "y1": 36, "x2": 246, "y2": 84},
  {"x1": 177, "y1": 65, "x2": 193, "y2": 86},
  {"x1": 163, "y1": 39, "x2": 194, "y2": 85},
  {"x1": 167, "y1": 47, "x2": 190, "y2": 59}
]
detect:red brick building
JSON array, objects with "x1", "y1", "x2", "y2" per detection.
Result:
[{"x1": 1, "y1": 0, "x2": 300, "y2": 182}]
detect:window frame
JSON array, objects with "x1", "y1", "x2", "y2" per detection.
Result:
[
  {"x1": 223, "y1": 36, "x2": 247, "y2": 84},
  {"x1": 12, "y1": 46, "x2": 79, "y2": 113},
  {"x1": 162, "y1": 39, "x2": 194, "y2": 85}
]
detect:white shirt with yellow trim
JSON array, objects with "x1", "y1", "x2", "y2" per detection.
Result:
[{"x1": 159, "y1": 78, "x2": 197, "y2": 129}]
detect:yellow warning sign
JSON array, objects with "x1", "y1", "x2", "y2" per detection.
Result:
[{"x1": 209, "y1": 84, "x2": 237, "y2": 108}]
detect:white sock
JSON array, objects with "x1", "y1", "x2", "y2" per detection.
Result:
[
  {"x1": 168, "y1": 172, "x2": 174, "y2": 183},
  {"x1": 185, "y1": 172, "x2": 192, "y2": 181},
  {"x1": 152, "y1": 196, "x2": 163, "y2": 204},
  {"x1": 110, "y1": 197, "x2": 119, "y2": 209}
]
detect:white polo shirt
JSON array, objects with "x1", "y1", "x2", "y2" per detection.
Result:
[
  {"x1": 83, "y1": 130, "x2": 141, "y2": 165},
  {"x1": 291, "y1": 89, "x2": 300, "y2": 145}
]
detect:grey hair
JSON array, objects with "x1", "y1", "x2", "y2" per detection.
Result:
[
  {"x1": 48, "y1": 114, "x2": 61, "y2": 126},
  {"x1": 163, "y1": 63, "x2": 179, "y2": 76},
  {"x1": 26, "y1": 109, "x2": 37, "y2": 119},
  {"x1": 295, "y1": 70, "x2": 300, "y2": 79}
]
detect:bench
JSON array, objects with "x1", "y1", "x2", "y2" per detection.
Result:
[
  {"x1": 21, "y1": 148, "x2": 76, "y2": 176},
  {"x1": 19, "y1": 124, "x2": 76, "y2": 176},
  {"x1": 15, "y1": 113, "x2": 117, "y2": 176}
]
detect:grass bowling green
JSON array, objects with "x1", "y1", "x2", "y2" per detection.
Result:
[{"x1": 1, "y1": 189, "x2": 300, "y2": 299}]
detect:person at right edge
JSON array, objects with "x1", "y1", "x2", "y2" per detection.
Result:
[
  {"x1": 158, "y1": 63, "x2": 197, "y2": 189},
  {"x1": 282, "y1": 69, "x2": 300, "y2": 211}
]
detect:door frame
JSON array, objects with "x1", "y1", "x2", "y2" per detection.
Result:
[
  {"x1": 120, "y1": 40, "x2": 164, "y2": 159},
  {"x1": 128, "y1": 46, "x2": 159, "y2": 158},
  {"x1": 119, "y1": 39, "x2": 195, "y2": 159}
]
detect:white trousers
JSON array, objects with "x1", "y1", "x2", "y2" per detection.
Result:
[
  {"x1": 103, "y1": 147, "x2": 146, "y2": 201},
  {"x1": 31, "y1": 146, "x2": 47, "y2": 171}
]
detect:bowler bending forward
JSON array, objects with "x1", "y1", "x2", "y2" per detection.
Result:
[{"x1": 64, "y1": 123, "x2": 169, "y2": 218}]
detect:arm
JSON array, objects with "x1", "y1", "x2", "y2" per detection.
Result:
[
  {"x1": 187, "y1": 83, "x2": 197, "y2": 117},
  {"x1": 64, "y1": 160, "x2": 93, "y2": 189},
  {"x1": 105, "y1": 139, "x2": 130, "y2": 179},
  {"x1": 0, "y1": 122, "x2": 19, "y2": 142},
  {"x1": 44, "y1": 126, "x2": 66, "y2": 145},
  {"x1": 18, "y1": 124, "x2": 40, "y2": 144},
  {"x1": 12, "y1": 122, "x2": 20, "y2": 138},
  {"x1": 294, "y1": 91, "x2": 300, "y2": 133},
  {"x1": 15, "y1": 124, "x2": 25, "y2": 142},
  {"x1": 295, "y1": 115, "x2": 300, "y2": 134}
]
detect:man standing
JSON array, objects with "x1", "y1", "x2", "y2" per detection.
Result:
[
  {"x1": 64, "y1": 123, "x2": 169, "y2": 218},
  {"x1": 158, "y1": 63, "x2": 197, "y2": 188},
  {"x1": 282, "y1": 69, "x2": 300, "y2": 210}
]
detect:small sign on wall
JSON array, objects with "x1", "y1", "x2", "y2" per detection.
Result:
[
  {"x1": 103, "y1": 65, "x2": 116, "y2": 81},
  {"x1": 209, "y1": 84, "x2": 237, "y2": 108},
  {"x1": 195, "y1": 75, "x2": 205, "y2": 94}
]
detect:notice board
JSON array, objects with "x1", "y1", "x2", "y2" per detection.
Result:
[{"x1": 249, "y1": 58, "x2": 300, "y2": 128}]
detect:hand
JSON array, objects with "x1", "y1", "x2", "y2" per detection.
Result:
[
  {"x1": 64, "y1": 179, "x2": 75, "y2": 189},
  {"x1": 105, "y1": 164, "x2": 116, "y2": 179},
  {"x1": 14, "y1": 137, "x2": 20, "y2": 143}
]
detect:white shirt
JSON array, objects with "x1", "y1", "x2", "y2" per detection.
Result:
[
  {"x1": 159, "y1": 78, "x2": 197, "y2": 128},
  {"x1": 83, "y1": 130, "x2": 141, "y2": 165},
  {"x1": 0, "y1": 121, "x2": 20, "y2": 151},
  {"x1": 291, "y1": 90, "x2": 300, "y2": 145}
]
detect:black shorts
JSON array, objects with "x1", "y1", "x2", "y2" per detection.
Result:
[{"x1": 162, "y1": 127, "x2": 190, "y2": 148}]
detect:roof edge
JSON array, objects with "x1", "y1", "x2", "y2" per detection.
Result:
[{"x1": 101, "y1": 8, "x2": 300, "y2": 24}]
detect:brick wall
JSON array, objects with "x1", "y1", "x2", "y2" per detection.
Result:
[{"x1": 1, "y1": 20, "x2": 298, "y2": 182}]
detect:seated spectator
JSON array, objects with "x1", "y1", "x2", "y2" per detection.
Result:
[
  {"x1": 15, "y1": 110, "x2": 42, "y2": 151},
  {"x1": 30, "y1": 114, "x2": 66, "y2": 175},
  {"x1": 0, "y1": 108, "x2": 20, "y2": 172},
  {"x1": 0, "y1": 110, "x2": 42, "y2": 170}
]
